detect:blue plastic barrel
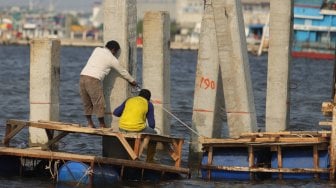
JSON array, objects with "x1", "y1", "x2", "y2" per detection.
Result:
[
  {"x1": 58, "y1": 161, "x2": 119, "y2": 185},
  {"x1": 271, "y1": 148, "x2": 329, "y2": 179},
  {"x1": 201, "y1": 148, "x2": 254, "y2": 180}
]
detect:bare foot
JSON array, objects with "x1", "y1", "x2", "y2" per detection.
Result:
[
  {"x1": 88, "y1": 124, "x2": 95, "y2": 128},
  {"x1": 99, "y1": 124, "x2": 106, "y2": 128}
]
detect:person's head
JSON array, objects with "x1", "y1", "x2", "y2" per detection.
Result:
[
  {"x1": 139, "y1": 89, "x2": 151, "y2": 101},
  {"x1": 105, "y1": 40, "x2": 120, "y2": 56}
]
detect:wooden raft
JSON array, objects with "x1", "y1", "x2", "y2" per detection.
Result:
[
  {"x1": 2, "y1": 119, "x2": 189, "y2": 179},
  {"x1": 200, "y1": 131, "x2": 331, "y2": 180},
  {"x1": 320, "y1": 101, "x2": 336, "y2": 180}
]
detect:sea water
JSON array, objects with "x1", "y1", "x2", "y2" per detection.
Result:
[{"x1": 0, "y1": 45, "x2": 334, "y2": 187}]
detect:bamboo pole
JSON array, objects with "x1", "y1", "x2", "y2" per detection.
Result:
[
  {"x1": 313, "y1": 145, "x2": 319, "y2": 179},
  {"x1": 277, "y1": 146, "x2": 283, "y2": 179},
  {"x1": 330, "y1": 106, "x2": 336, "y2": 180},
  {"x1": 200, "y1": 165, "x2": 329, "y2": 173},
  {"x1": 248, "y1": 146, "x2": 255, "y2": 180}
]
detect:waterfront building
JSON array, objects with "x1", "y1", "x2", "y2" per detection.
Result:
[{"x1": 292, "y1": 0, "x2": 336, "y2": 59}]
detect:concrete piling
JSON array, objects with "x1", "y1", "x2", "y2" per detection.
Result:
[
  {"x1": 102, "y1": 0, "x2": 137, "y2": 130},
  {"x1": 142, "y1": 11, "x2": 171, "y2": 135},
  {"x1": 102, "y1": 0, "x2": 137, "y2": 157},
  {"x1": 29, "y1": 38, "x2": 60, "y2": 146},
  {"x1": 265, "y1": 0, "x2": 293, "y2": 132},
  {"x1": 213, "y1": 0, "x2": 257, "y2": 137},
  {"x1": 190, "y1": 0, "x2": 223, "y2": 167},
  {"x1": 190, "y1": 0, "x2": 257, "y2": 169}
]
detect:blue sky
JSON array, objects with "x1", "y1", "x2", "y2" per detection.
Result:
[{"x1": 0, "y1": 0, "x2": 101, "y2": 12}]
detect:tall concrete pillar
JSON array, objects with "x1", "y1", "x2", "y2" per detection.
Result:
[
  {"x1": 142, "y1": 11, "x2": 171, "y2": 135},
  {"x1": 29, "y1": 38, "x2": 60, "y2": 146},
  {"x1": 265, "y1": 0, "x2": 293, "y2": 132},
  {"x1": 190, "y1": 0, "x2": 223, "y2": 163},
  {"x1": 214, "y1": 0, "x2": 257, "y2": 137},
  {"x1": 190, "y1": 0, "x2": 257, "y2": 170},
  {"x1": 102, "y1": 0, "x2": 137, "y2": 157},
  {"x1": 102, "y1": 0, "x2": 137, "y2": 129}
]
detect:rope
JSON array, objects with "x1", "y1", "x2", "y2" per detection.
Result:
[
  {"x1": 155, "y1": 103, "x2": 202, "y2": 137},
  {"x1": 45, "y1": 159, "x2": 60, "y2": 180},
  {"x1": 134, "y1": 85, "x2": 202, "y2": 137},
  {"x1": 54, "y1": 160, "x2": 60, "y2": 180},
  {"x1": 75, "y1": 166, "x2": 93, "y2": 187}
]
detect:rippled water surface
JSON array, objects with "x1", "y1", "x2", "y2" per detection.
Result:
[{"x1": 0, "y1": 45, "x2": 334, "y2": 187}]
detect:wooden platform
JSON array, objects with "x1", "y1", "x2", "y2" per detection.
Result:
[
  {"x1": 0, "y1": 147, "x2": 189, "y2": 175},
  {"x1": 2, "y1": 119, "x2": 189, "y2": 183},
  {"x1": 200, "y1": 131, "x2": 331, "y2": 180}
]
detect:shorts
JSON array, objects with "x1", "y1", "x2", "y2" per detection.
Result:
[
  {"x1": 119, "y1": 127, "x2": 157, "y2": 134},
  {"x1": 79, "y1": 75, "x2": 105, "y2": 117}
]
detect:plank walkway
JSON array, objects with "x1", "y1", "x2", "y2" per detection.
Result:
[
  {"x1": 1, "y1": 119, "x2": 189, "y2": 183},
  {"x1": 200, "y1": 131, "x2": 331, "y2": 180}
]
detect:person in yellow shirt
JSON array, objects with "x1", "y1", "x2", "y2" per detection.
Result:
[
  {"x1": 113, "y1": 89, "x2": 156, "y2": 134},
  {"x1": 113, "y1": 89, "x2": 157, "y2": 162}
]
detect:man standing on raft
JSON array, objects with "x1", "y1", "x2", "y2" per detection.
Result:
[{"x1": 79, "y1": 40, "x2": 137, "y2": 128}]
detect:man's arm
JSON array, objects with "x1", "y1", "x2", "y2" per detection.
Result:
[
  {"x1": 110, "y1": 57, "x2": 136, "y2": 83},
  {"x1": 146, "y1": 102, "x2": 155, "y2": 129},
  {"x1": 113, "y1": 101, "x2": 126, "y2": 117}
]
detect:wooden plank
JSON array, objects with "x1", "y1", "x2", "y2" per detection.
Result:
[
  {"x1": 319, "y1": 121, "x2": 334, "y2": 126},
  {"x1": 207, "y1": 146, "x2": 213, "y2": 180},
  {"x1": 4, "y1": 123, "x2": 13, "y2": 146},
  {"x1": 7, "y1": 119, "x2": 135, "y2": 138},
  {"x1": 0, "y1": 146, "x2": 95, "y2": 161},
  {"x1": 321, "y1": 101, "x2": 334, "y2": 116},
  {"x1": 200, "y1": 165, "x2": 329, "y2": 173},
  {"x1": 168, "y1": 142, "x2": 179, "y2": 162},
  {"x1": 141, "y1": 134, "x2": 182, "y2": 143},
  {"x1": 240, "y1": 131, "x2": 329, "y2": 137},
  {"x1": 201, "y1": 142, "x2": 329, "y2": 149},
  {"x1": 133, "y1": 137, "x2": 141, "y2": 156},
  {"x1": 330, "y1": 106, "x2": 336, "y2": 180},
  {"x1": 95, "y1": 157, "x2": 189, "y2": 174},
  {"x1": 38, "y1": 120, "x2": 81, "y2": 127},
  {"x1": 0, "y1": 147, "x2": 189, "y2": 174},
  {"x1": 173, "y1": 139, "x2": 183, "y2": 167},
  {"x1": 6, "y1": 119, "x2": 186, "y2": 161},
  {"x1": 4, "y1": 119, "x2": 189, "y2": 175},
  {"x1": 277, "y1": 146, "x2": 283, "y2": 180},
  {"x1": 313, "y1": 145, "x2": 319, "y2": 179},
  {"x1": 44, "y1": 131, "x2": 69, "y2": 149},
  {"x1": 201, "y1": 137, "x2": 328, "y2": 145},
  {"x1": 3, "y1": 124, "x2": 25, "y2": 146},
  {"x1": 248, "y1": 146, "x2": 254, "y2": 180},
  {"x1": 115, "y1": 133, "x2": 138, "y2": 160},
  {"x1": 7, "y1": 119, "x2": 183, "y2": 142}
]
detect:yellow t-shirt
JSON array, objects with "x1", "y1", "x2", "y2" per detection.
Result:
[{"x1": 119, "y1": 96, "x2": 148, "y2": 131}]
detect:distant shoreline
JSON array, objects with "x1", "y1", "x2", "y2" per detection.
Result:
[
  {"x1": 1, "y1": 38, "x2": 268, "y2": 54},
  {"x1": 1, "y1": 38, "x2": 201, "y2": 50}
]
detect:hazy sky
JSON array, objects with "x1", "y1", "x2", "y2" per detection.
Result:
[{"x1": 0, "y1": 0, "x2": 102, "y2": 12}]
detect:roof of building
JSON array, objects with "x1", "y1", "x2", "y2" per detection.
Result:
[
  {"x1": 294, "y1": 0, "x2": 324, "y2": 7},
  {"x1": 241, "y1": 0, "x2": 269, "y2": 4}
]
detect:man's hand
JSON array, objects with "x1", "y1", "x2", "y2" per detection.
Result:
[{"x1": 129, "y1": 81, "x2": 137, "y2": 87}]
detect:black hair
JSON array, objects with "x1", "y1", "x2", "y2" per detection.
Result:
[
  {"x1": 105, "y1": 40, "x2": 120, "y2": 51},
  {"x1": 139, "y1": 89, "x2": 151, "y2": 101}
]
